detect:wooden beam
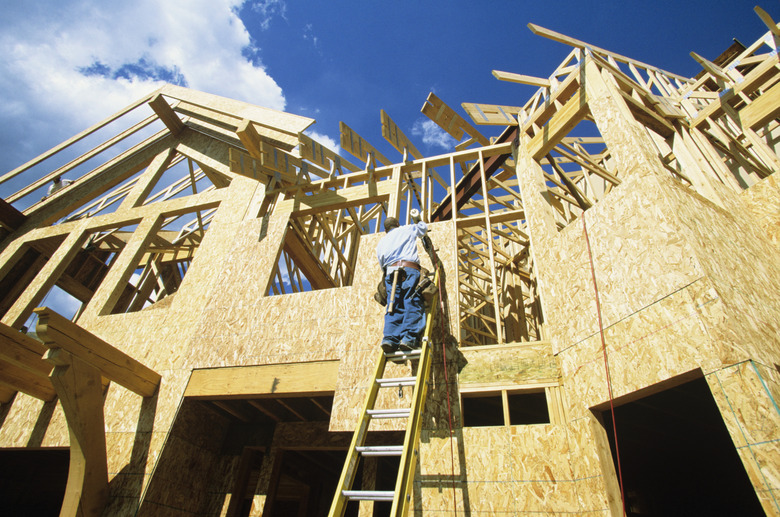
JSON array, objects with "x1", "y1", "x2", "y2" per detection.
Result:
[
  {"x1": 528, "y1": 23, "x2": 690, "y2": 82},
  {"x1": 739, "y1": 80, "x2": 780, "y2": 130},
  {"x1": 0, "y1": 357, "x2": 56, "y2": 401},
  {"x1": 35, "y1": 307, "x2": 160, "y2": 397},
  {"x1": 462, "y1": 103, "x2": 523, "y2": 126},
  {"x1": 431, "y1": 126, "x2": 517, "y2": 222},
  {"x1": 276, "y1": 181, "x2": 394, "y2": 218},
  {"x1": 0, "y1": 197, "x2": 25, "y2": 232},
  {"x1": 0, "y1": 322, "x2": 51, "y2": 377},
  {"x1": 421, "y1": 92, "x2": 490, "y2": 146},
  {"x1": 340, "y1": 121, "x2": 392, "y2": 166},
  {"x1": 159, "y1": 83, "x2": 314, "y2": 149},
  {"x1": 528, "y1": 87, "x2": 589, "y2": 160},
  {"x1": 236, "y1": 118, "x2": 264, "y2": 160},
  {"x1": 381, "y1": 110, "x2": 423, "y2": 159},
  {"x1": 492, "y1": 70, "x2": 551, "y2": 88},
  {"x1": 283, "y1": 224, "x2": 336, "y2": 290},
  {"x1": 755, "y1": 6, "x2": 780, "y2": 37},
  {"x1": 184, "y1": 360, "x2": 340, "y2": 399},
  {"x1": 149, "y1": 94, "x2": 184, "y2": 135},
  {"x1": 0, "y1": 384, "x2": 15, "y2": 404}
]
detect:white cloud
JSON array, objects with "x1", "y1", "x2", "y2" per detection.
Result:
[
  {"x1": 304, "y1": 130, "x2": 339, "y2": 155},
  {"x1": 412, "y1": 118, "x2": 457, "y2": 150},
  {"x1": 303, "y1": 23, "x2": 321, "y2": 53},
  {"x1": 0, "y1": 0, "x2": 285, "y2": 174},
  {"x1": 250, "y1": 0, "x2": 288, "y2": 30}
]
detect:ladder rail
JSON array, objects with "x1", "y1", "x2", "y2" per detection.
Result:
[
  {"x1": 327, "y1": 347, "x2": 389, "y2": 517},
  {"x1": 390, "y1": 268, "x2": 440, "y2": 516},
  {"x1": 328, "y1": 267, "x2": 442, "y2": 517}
]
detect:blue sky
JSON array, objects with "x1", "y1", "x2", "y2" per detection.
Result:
[
  {"x1": 0, "y1": 0, "x2": 772, "y2": 180},
  {"x1": 0, "y1": 0, "x2": 771, "y2": 323}
]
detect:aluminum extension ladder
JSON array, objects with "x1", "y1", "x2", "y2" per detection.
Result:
[{"x1": 328, "y1": 269, "x2": 440, "y2": 517}]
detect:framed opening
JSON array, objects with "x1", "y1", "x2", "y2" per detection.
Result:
[
  {"x1": 0, "y1": 447, "x2": 69, "y2": 515},
  {"x1": 598, "y1": 375, "x2": 764, "y2": 516},
  {"x1": 461, "y1": 389, "x2": 551, "y2": 427}
]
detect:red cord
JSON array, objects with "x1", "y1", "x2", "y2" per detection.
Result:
[{"x1": 582, "y1": 214, "x2": 626, "y2": 516}]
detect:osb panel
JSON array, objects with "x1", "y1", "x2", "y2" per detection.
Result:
[
  {"x1": 563, "y1": 418, "x2": 601, "y2": 481},
  {"x1": 573, "y1": 475, "x2": 612, "y2": 514},
  {"x1": 740, "y1": 172, "x2": 780, "y2": 249},
  {"x1": 737, "y1": 440, "x2": 780, "y2": 517},
  {"x1": 559, "y1": 280, "x2": 716, "y2": 419},
  {"x1": 105, "y1": 430, "x2": 166, "y2": 479},
  {"x1": 460, "y1": 426, "x2": 512, "y2": 476},
  {"x1": 137, "y1": 434, "x2": 226, "y2": 515},
  {"x1": 707, "y1": 362, "x2": 780, "y2": 450},
  {"x1": 418, "y1": 433, "x2": 465, "y2": 479},
  {"x1": 271, "y1": 421, "x2": 352, "y2": 448},
  {"x1": 665, "y1": 174, "x2": 780, "y2": 368},
  {"x1": 707, "y1": 362, "x2": 780, "y2": 516},
  {"x1": 417, "y1": 424, "x2": 580, "y2": 514},
  {"x1": 507, "y1": 424, "x2": 574, "y2": 482},
  {"x1": 458, "y1": 341, "x2": 558, "y2": 387},
  {"x1": 424, "y1": 350, "x2": 462, "y2": 432},
  {"x1": 542, "y1": 172, "x2": 706, "y2": 354}
]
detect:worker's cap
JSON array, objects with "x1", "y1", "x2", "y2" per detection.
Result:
[{"x1": 384, "y1": 217, "x2": 400, "y2": 231}]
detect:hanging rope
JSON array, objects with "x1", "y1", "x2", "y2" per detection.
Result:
[{"x1": 582, "y1": 213, "x2": 626, "y2": 516}]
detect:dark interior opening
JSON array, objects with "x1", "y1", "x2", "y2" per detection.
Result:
[
  {"x1": 461, "y1": 392, "x2": 503, "y2": 427},
  {"x1": 266, "y1": 449, "x2": 400, "y2": 517},
  {"x1": 0, "y1": 447, "x2": 69, "y2": 516},
  {"x1": 266, "y1": 449, "x2": 350, "y2": 517},
  {"x1": 508, "y1": 391, "x2": 549, "y2": 425},
  {"x1": 462, "y1": 390, "x2": 551, "y2": 427},
  {"x1": 600, "y1": 375, "x2": 765, "y2": 516}
]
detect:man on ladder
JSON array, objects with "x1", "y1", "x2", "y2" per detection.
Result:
[{"x1": 377, "y1": 212, "x2": 428, "y2": 354}]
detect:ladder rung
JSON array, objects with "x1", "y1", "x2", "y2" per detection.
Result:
[
  {"x1": 356, "y1": 445, "x2": 403, "y2": 456},
  {"x1": 377, "y1": 376, "x2": 416, "y2": 387},
  {"x1": 367, "y1": 408, "x2": 411, "y2": 419},
  {"x1": 343, "y1": 490, "x2": 395, "y2": 502},
  {"x1": 385, "y1": 349, "x2": 422, "y2": 358}
]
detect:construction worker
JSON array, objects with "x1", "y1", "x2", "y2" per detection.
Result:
[
  {"x1": 45, "y1": 176, "x2": 74, "y2": 198},
  {"x1": 376, "y1": 215, "x2": 428, "y2": 353}
]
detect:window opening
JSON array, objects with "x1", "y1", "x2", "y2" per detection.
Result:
[
  {"x1": 109, "y1": 208, "x2": 213, "y2": 314},
  {"x1": 461, "y1": 389, "x2": 551, "y2": 427},
  {"x1": 598, "y1": 375, "x2": 763, "y2": 516}
]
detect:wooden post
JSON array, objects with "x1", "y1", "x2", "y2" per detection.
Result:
[
  {"x1": 478, "y1": 149, "x2": 504, "y2": 344},
  {"x1": 46, "y1": 348, "x2": 109, "y2": 517}
]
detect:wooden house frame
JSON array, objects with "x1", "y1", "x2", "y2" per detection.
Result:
[{"x1": 1, "y1": 7, "x2": 779, "y2": 516}]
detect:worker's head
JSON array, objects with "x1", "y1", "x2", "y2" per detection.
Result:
[
  {"x1": 52, "y1": 176, "x2": 61, "y2": 184},
  {"x1": 384, "y1": 217, "x2": 400, "y2": 232}
]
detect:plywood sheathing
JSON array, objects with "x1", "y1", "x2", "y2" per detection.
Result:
[
  {"x1": 706, "y1": 362, "x2": 780, "y2": 514},
  {"x1": 741, "y1": 173, "x2": 780, "y2": 249},
  {"x1": 522, "y1": 140, "x2": 780, "y2": 418},
  {"x1": 457, "y1": 341, "x2": 558, "y2": 388},
  {"x1": 416, "y1": 425, "x2": 595, "y2": 514},
  {"x1": 0, "y1": 174, "x2": 268, "y2": 515}
]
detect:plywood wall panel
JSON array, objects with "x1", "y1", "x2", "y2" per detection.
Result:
[
  {"x1": 458, "y1": 342, "x2": 558, "y2": 387},
  {"x1": 664, "y1": 174, "x2": 780, "y2": 368},
  {"x1": 740, "y1": 172, "x2": 780, "y2": 249},
  {"x1": 706, "y1": 363, "x2": 780, "y2": 516}
]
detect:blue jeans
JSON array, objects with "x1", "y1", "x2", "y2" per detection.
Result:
[{"x1": 383, "y1": 267, "x2": 425, "y2": 346}]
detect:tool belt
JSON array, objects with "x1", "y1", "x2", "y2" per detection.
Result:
[
  {"x1": 389, "y1": 260, "x2": 420, "y2": 270},
  {"x1": 415, "y1": 267, "x2": 438, "y2": 305},
  {"x1": 373, "y1": 266, "x2": 437, "y2": 307}
]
